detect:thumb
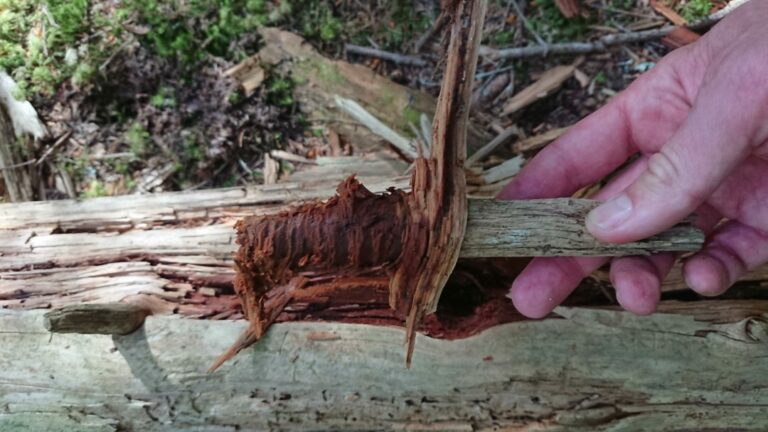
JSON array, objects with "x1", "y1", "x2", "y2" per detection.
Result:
[{"x1": 586, "y1": 81, "x2": 757, "y2": 243}]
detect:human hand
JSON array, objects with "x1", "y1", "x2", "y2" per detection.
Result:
[{"x1": 498, "y1": 0, "x2": 768, "y2": 318}]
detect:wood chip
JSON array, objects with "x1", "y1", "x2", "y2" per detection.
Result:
[
  {"x1": 661, "y1": 26, "x2": 701, "y2": 49},
  {"x1": 482, "y1": 155, "x2": 524, "y2": 184},
  {"x1": 199, "y1": 287, "x2": 219, "y2": 297},
  {"x1": 263, "y1": 153, "x2": 279, "y2": 185},
  {"x1": 502, "y1": 58, "x2": 582, "y2": 116},
  {"x1": 650, "y1": 0, "x2": 688, "y2": 26},
  {"x1": 573, "y1": 68, "x2": 590, "y2": 88},
  {"x1": 512, "y1": 127, "x2": 569, "y2": 153},
  {"x1": 224, "y1": 55, "x2": 266, "y2": 94},
  {"x1": 555, "y1": 0, "x2": 581, "y2": 18}
]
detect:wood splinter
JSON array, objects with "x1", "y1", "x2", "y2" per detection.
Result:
[
  {"x1": 44, "y1": 303, "x2": 149, "y2": 336},
  {"x1": 210, "y1": 0, "x2": 703, "y2": 371}
]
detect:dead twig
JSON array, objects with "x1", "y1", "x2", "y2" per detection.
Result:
[
  {"x1": 345, "y1": 44, "x2": 428, "y2": 67},
  {"x1": 35, "y1": 130, "x2": 71, "y2": 167},
  {"x1": 414, "y1": 12, "x2": 449, "y2": 52},
  {"x1": 507, "y1": 0, "x2": 546, "y2": 47},
  {"x1": 482, "y1": 17, "x2": 721, "y2": 59},
  {"x1": 466, "y1": 126, "x2": 519, "y2": 167}
]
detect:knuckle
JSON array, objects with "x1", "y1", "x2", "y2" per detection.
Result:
[{"x1": 643, "y1": 151, "x2": 706, "y2": 206}]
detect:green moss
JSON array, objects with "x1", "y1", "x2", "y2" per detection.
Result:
[
  {"x1": 266, "y1": 75, "x2": 295, "y2": 108},
  {"x1": 128, "y1": 0, "x2": 269, "y2": 64},
  {"x1": 529, "y1": 0, "x2": 593, "y2": 42},
  {"x1": 492, "y1": 30, "x2": 516, "y2": 46},
  {"x1": 402, "y1": 106, "x2": 421, "y2": 127},
  {"x1": 183, "y1": 135, "x2": 204, "y2": 163},
  {"x1": 126, "y1": 122, "x2": 150, "y2": 156},
  {"x1": 680, "y1": 0, "x2": 712, "y2": 22},
  {"x1": 0, "y1": 0, "x2": 126, "y2": 97},
  {"x1": 314, "y1": 61, "x2": 344, "y2": 86},
  {"x1": 150, "y1": 86, "x2": 176, "y2": 108},
  {"x1": 82, "y1": 179, "x2": 108, "y2": 198}
]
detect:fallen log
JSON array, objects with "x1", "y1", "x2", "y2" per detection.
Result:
[{"x1": 2, "y1": 307, "x2": 768, "y2": 430}]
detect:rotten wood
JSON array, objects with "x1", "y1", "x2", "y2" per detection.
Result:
[
  {"x1": 215, "y1": 0, "x2": 490, "y2": 370},
  {"x1": 43, "y1": 303, "x2": 149, "y2": 335}
]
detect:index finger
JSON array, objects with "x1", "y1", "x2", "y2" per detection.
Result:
[{"x1": 498, "y1": 95, "x2": 635, "y2": 200}]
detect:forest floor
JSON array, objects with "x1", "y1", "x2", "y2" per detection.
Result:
[{"x1": 0, "y1": 0, "x2": 725, "y2": 199}]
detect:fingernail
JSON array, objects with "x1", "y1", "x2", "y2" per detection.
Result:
[{"x1": 587, "y1": 193, "x2": 633, "y2": 231}]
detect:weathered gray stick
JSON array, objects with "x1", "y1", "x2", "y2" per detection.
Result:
[{"x1": 44, "y1": 303, "x2": 149, "y2": 335}]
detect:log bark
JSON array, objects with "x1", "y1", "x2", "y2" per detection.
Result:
[{"x1": 2, "y1": 307, "x2": 768, "y2": 430}]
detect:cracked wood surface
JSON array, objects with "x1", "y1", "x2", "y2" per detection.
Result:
[{"x1": 1, "y1": 307, "x2": 767, "y2": 431}]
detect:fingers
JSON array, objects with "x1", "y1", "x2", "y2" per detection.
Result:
[
  {"x1": 508, "y1": 157, "x2": 647, "y2": 318},
  {"x1": 586, "y1": 67, "x2": 763, "y2": 243},
  {"x1": 607, "y1": 202, "x2": 722, "y2": 314},
  {"x1": 508, "y1": 256, "x2": 606, "y2": 318},
  {"x1": 498, "y1": 55, "x2": 694, "y2": 202},
  {"x1": 684, "y1": 221, "x2": 768, "y2": 296},
  {"x1": 609, "y1": 253, "x2": 676, "y2": 315},
  {"x1": 497, "y1": 99, "x2": 633, "y2": 200}
]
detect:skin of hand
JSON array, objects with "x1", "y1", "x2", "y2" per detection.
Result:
[{"x1": 498, "y1": 0, "x2": 768, "y2": 318}]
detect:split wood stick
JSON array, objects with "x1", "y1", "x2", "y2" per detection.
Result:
[{"x1": 461, "y1": 199, "x2": 703, "y2": 257}]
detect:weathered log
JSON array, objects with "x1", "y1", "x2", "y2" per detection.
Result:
[{"x1": 2, "y1": 306, "x2": 768, "y2": 430}]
